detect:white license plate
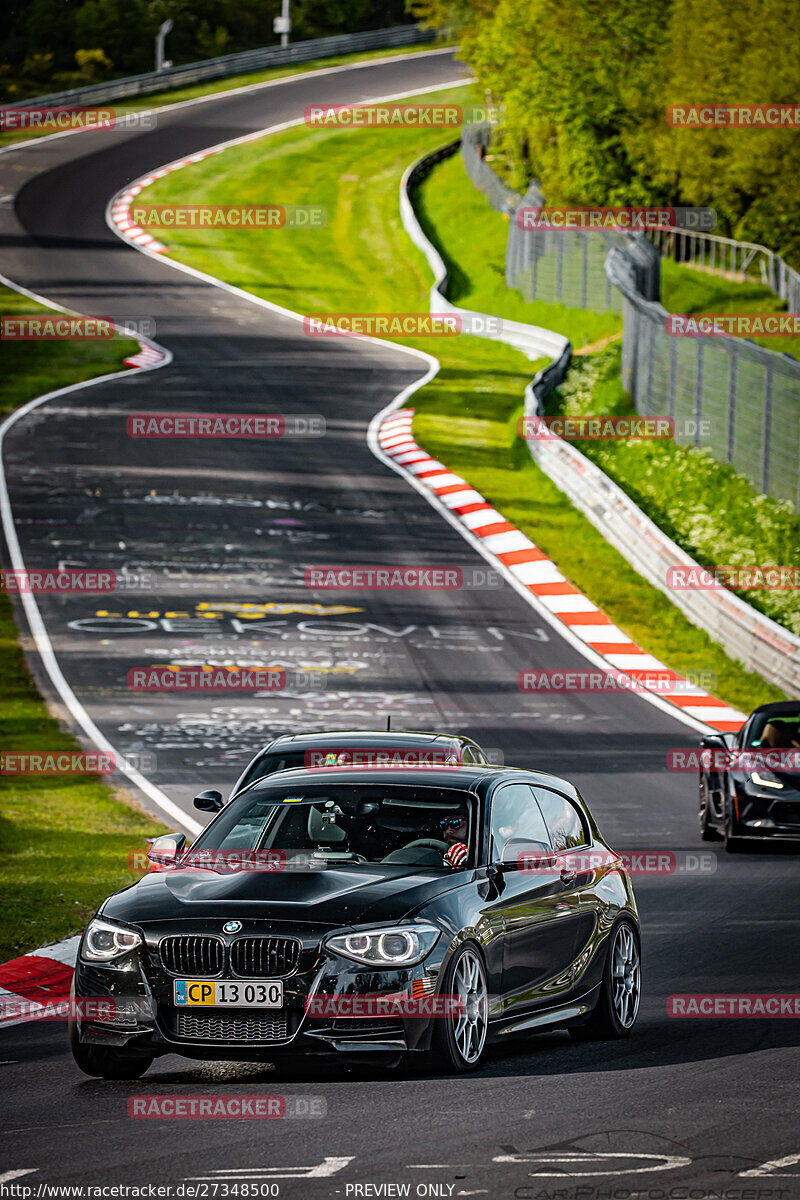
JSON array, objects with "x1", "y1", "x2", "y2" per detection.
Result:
[{"x1": 173, "y1": 979, "x2": 283, "y2": 1008}]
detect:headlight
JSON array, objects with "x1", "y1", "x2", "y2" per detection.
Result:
[
  {"x1": 82, "y1": 917, "x2": 142, "y2": 962},
  {"x1": 326, "y1": 924, "x2": 440, "y2": 966},
  {"x1": 751, "y1": 770, "x2": 784, "y2": 790}
]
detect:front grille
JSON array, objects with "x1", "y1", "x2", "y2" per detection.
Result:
[
  {"x1": 770, "y1": 802, "x2": 800, "y2": 826},
  {"x1": 174, "y1": 1010, "x2": 288, "y2": 1042},
  {"x1": 231, "y1": 937, "x2": 300, "y2": 978},
  {"x1": 160, "y1": 935, "x2": 224, "y2": 977}
]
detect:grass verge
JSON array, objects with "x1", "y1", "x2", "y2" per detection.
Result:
[
  {"x1": 139, "y1": 91, "x2": 784, "y2": 712},
  {"x1": 0, "y1": 284, "x2": 167, "y2": 960}
]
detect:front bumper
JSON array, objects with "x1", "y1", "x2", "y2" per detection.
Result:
[
  {"x1": 733, "y1": 783, "x2": 800, "y2": 839},
  {"x1": 73, "y1": 922, "x2": 446, "y2": 1060}
]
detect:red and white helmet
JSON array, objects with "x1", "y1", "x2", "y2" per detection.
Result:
[{"x1": 443, "y1": 842, "x2": 468, "y2": 869}]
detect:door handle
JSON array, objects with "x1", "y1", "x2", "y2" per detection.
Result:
[{"x1": 560, "y1": 866, "x2": 577, "y2": 885}]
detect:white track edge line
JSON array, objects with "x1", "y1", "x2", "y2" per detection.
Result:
[
  {"x1": 0, "y1": 75, "x2": 470, "y2": 836},
  {"x1": 0, "y1": 270, "x2": 201, "y2": 835}
]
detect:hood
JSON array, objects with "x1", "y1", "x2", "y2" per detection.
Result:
[{"x1": 102, "y1": 863, "x2": 466, "y2": 929}]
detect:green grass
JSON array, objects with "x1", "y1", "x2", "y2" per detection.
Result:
[
  {"x1": 412, "y1": 391, "x2": 785, "y2": 715},
  {"x1": 139, "y1": 91, "x2": 784, "y2": 712},
  {"x1": 0, "y1": 286, "x2": 139, "y2": 407},
  {"x1": 412, "y1": 152, "x2": 622, "y2": 351},
  {"x1": 0, "y1": 284, "x2": 168, "y2": 960},
  {"x1": 0, "y1": 42, "x2": 456, "y2": 150}
]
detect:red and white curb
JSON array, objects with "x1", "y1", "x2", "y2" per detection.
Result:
[
  {"x1": 0, "y1": 935, "x2": 79, "y2": 1029},
  {"x1": 378, "y1": 409, "x2": 746, "y2": 733},
  {"x1": 123, "y1": 342, "x2": 166, "y2": 368},
  {"x1": 109, "y1": 151, "x2": 222, "y2": 255}
]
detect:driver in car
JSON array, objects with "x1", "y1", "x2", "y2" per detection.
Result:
[{"x1": 439, "y1": 816, "x2": 468, "y2": 869}]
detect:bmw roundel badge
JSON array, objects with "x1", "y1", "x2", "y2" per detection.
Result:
[{"x1": 222, "y1": 920, "x2": 242, "y2": 934}]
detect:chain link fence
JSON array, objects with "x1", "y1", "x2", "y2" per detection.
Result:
[
  {"x1": 608, "y1": 245, "x2": 800, "y2": 507},
  {"x1": 461, "y1": 123, "x2": 800, "y2": 509},
  {"x1": 507, "y1": 191, "x2": 627, "y2": 314},
  {"x1": 462, "y1": 124, "x2": 624, "y2": 311},
  {"x1": 460, "y1": 123, "x2": 520, "y2": 216}
]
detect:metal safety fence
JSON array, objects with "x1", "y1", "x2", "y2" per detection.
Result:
[
  {"x1": 460, "y1": 123, "x2": 520, "y2": 216},
  {"x1": 608, "y1": 244, "x2": 800, "y2": 507},
  {"x1": 648, "y1": 226, "x2": 800, "y2": 314},
  {"x1": 412, "y1": 133, "x2": 800, "y2": 693},
  {"x1": 461, "y1": 124, "x2": 800, "y2": 509},
  {"x1": 507, "y1": 205, "x2": 626, "y2": 314}
]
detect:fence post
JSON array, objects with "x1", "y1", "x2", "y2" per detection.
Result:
[
  {"x1": 694, "y1": 341, "x2": 704, "y2": 447},
  {"x1": 762, "y1": 368, "x2": 773, "y2": 495},
  {"x1": 727, "y1": 348, "x2": 737, "y2": 464},
  {"x1": 644, "y1": 317, "x2": 656, "y2": 413},
  {"x1": 668, "y1": 334, "x2": 678, "y2": 425}
]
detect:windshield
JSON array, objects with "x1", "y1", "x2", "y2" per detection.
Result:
[
  {"x1": 745, "y1": 710, "x2": 800, "y2": 748},
  {"x1": 193, "y1": 782, "x2": 476, "y2": 868},
  {"x1": 235, "y1": 744, "x2": 466, "y2": 794},
  {"x1": 235, "y1": 751, "x2": 308, "y2": 793}
]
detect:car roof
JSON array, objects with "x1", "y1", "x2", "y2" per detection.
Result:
[
  {"x1": 244, "y1": 763, "x2": 580, "y2": 798},
  {"x1": 263, "y1": 730, "x2": 481, "y2": 749},
  {"x1": 747, "y1": 701, "x2": 800, "y2": 718}
]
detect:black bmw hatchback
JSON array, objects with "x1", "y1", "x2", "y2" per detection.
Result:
[{"x1": 70, "y1": 765, "x2": 641, "y2": 1078}]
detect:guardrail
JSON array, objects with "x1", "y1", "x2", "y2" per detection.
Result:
[
  {"x1": 402, "y1": 142, "x2": 569, "y2": 363},
  {"x1": 8, "y1": 25, "x2": 437, "y2": 110}
]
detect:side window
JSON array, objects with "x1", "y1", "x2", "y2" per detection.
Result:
[
  {"x1": 489, "y1": 783, "x2": 551, "y2": 861},
  {"x1": 533, "y1": 787, "x2": 588, "y2": 851},
  {"x1": 460, "y1": 745, "x2": 475, "y2": 764}
]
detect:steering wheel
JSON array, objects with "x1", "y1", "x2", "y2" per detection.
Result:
[{"x1": 401, "y1": 838, "x2": 448, "y2": 853}]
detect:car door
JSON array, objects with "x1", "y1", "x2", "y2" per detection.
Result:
[
  {"x1": 486, "y1": 782, "x2": 584, "y2": 1021},
  {"x1": 531, "y1": 785, "x2": 598, "y2": 973}
]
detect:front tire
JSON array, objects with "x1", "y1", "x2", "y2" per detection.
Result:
[
  {"x1": 69, "y1": 1018, "x2": 153, "y2": 1079},
  {"x1": 569, "y1": 918, "x2": 641, "y2": 1041},
  {"x1": 699, "y1": 777, "x2": 721, "y2": 841},
  {"x1": 432, "y1": 943, "x2": 488, "y2": 1073}
]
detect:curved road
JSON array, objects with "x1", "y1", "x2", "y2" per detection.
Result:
[{"x1": 1, "y1": 48, "x2": 799, "y2": 1197}]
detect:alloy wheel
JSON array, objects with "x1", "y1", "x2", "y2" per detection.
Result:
[
  {"x1": 611, "y1": 923, "x2": 640, "y2": 1029},
  {"x1": 451, "y1": 946, "x2": 488, "y2": 1064}
]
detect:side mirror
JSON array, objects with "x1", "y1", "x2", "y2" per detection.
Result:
[
  {"x1": 499, "y1": 838, "x2": 552, "y2": 871},
  {"x1": 194, "y1": 789, "x2": 224, "y2": 813},
  {"x1": 700, "y1": 732, "x2": 736, "y2": 750},
  {"x1": 147, "y1": 833, "x2": 186, "y2": 867}
]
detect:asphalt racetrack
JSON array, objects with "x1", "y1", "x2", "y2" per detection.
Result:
[{"x1": 1, "y1": 48, "x2": 799, "y2": 1198}]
